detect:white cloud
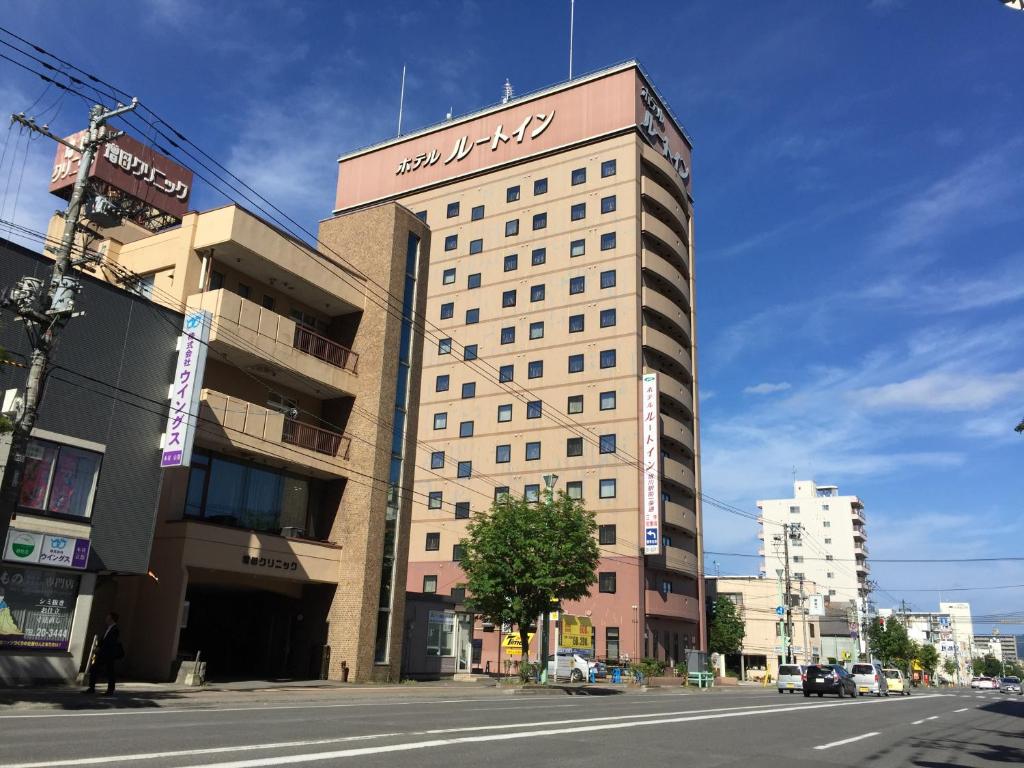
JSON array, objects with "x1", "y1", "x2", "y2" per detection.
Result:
[
  {"x1": 852, "y1": 370, "x2": 1024, "y2": 412},
  {"x1": 744, "y1": 381, "x2": 791, "y2": 395}
]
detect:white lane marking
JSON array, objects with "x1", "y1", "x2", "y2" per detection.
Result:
[
  {"x1": 954, "y1": 708, "x2": 969, "y2": 712},
  {"x1": 927, "y1": 715, "x2": 939, "y2": 720},
  {"x1": 912, "y1": 719, "x2": 925, "y2": 725},
  {"x1": 7, "y1": 696, "x2": 941, "y2": 768},
  {"x1": 814, "y1": 732, "x2": 880, "y2": 750}
]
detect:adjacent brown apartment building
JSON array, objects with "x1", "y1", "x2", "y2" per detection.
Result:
[{"x1": 333, "y1": 61, "x2": 703, "y2": 672}]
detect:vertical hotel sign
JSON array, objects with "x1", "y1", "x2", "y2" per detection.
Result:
[
  {"x1": 160, "y1": 310, "x2": 211, "y2": 468},
  {"x1": 641, "y1": 373, "x2": 662, "y2": 555}
]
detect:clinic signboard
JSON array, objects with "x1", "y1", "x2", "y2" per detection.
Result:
[
  {"x1": 0, "y1": 564, "x2": 80, "y2": 651},
  {"x1": 4, "y1": 529, "x2": 90, "y2": 570}
]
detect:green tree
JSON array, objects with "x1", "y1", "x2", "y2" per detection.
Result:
[
  {"x1": 708, "y1": 596, "x2": 745, "y2": 656},
  {"x1": 917, "y1": 644, "x2": 939, "y2": 676},
  {"x1": 942, "y1": 658, "x2": 958, "y2": 680},
  {"x1": 867, "y1": 618, "x2": 916, "y2": 670},
  {"x1": 459, "y1": 490, "x2": 599, "y2": 671},
  {"x1": 972, "y1": 655, "x2": 1002, "y2": 677}
]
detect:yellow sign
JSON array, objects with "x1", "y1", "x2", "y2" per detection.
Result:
[
  {"x1": 912, "y1": 660, "x2": 923, "y2": 671},
  {"x1": 559, "y1": 615, "x2": 594, "y2": 651},
  {"x1": 501, "y1": 632, "x2": 534, "y2": 658}
]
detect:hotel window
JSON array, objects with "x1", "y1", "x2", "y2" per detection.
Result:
[
  {"x1": 469, "y1": 238, "x2": 483, "y2": 254},
  {"x1": 506, "y1": 185, "x2": 520, "y2": 202},
  {"x1": 601, "y1": 159, "x2": 617, "y2": 177},
  {"x1": 566, "y1": 481, "x2": 583, "y2": 500},
  {"x1": 430, "y1": 451, "x2": 445, "y2": 469},
  {"x1": 16, "y1": 437, "x2": 101, "y2": 519},
  {"x1": 459, "y1": 420, "x2": 474, "y2": 437},
  {"x1": 524, "y1": 484, "x2": 540, "y2": 502},
  {"x1": 606, "y1": 627, "x2": 620, "y2": 661},
  {"x1": 442, "y1": 268, "x2": 456, "y2": 285},
  {"x1": 600, "y1": 232, "x2": 616, "y2": 250},
  {"x1": 526, "y1": 400, "x2": 542, "y2": 419},
  {"x1": 599, "y1": 478, "x2": 617, "y2": 499},
  {"x1": 600, "y1": 269, "x2": 616, "y2": 288},
  {"x1": 534, "y1": 177, "x2": 548, "y2": 195},
  {"x1": 501, "y1": 326, "x2": 516, "y2": 344},
  {"x1": 503, "y1": 253, "x2": 518, "y2": 272},
  {"x1": 457, "y1": 461, "x2": 472, "y2": 479},
  {"x1": 455, "y1": 502, "x2": 470, "y2": 519},
  {"x1": 600, "y1": 308, "x2": 616, "y2": 327},
  {"x1": 497, "y1": 403, "x2": 512, "y2": 422},
  {"x1": 440, "y1": 302, "x2": 454, "y2": 320},
  {"x1": 599, "y1": 572, "x2": 617, "y2": 593},
  {"x1": 599, "y1": 434, "x2": 616, "y2": 454},
  {"x1": 568, "y1": 354, "x2": 584, "y2": 373},
  {"x1": 505, "y1": 219, "x2": 519, "y2": 237},
  {"x1": 464, "y1": 344, "x2": 478, "y2": 360},
  {"x1": 569, "y1": 276, "x2": 585, "y2": 294},
  {"x1": 570, "y1": 239, "x2": 585, "y2": 257},
  {"x1": 599, "y1": 391, "x2": 616, "y2": 410},
  {"x1": 468, "y1": 272, "x2": 481, "y2": 289},
  {"x1": 567, "y1": 395, "x2": 583, "y2": 414},
  {"x1": 600, "y1": 349, "x2": 617, "y2": 368},
  {"x1": 496, "y1": 444, "x2": 511, "y2": 464},
  {"x1": 428, "y1": 492, "x2": 443, "y2": 510},
  {"x1": 444, "y1": 234, "x2": 457, "y2": 251},
  {"x1": 599, "y1": 525, "x2": 617, "y2": 545},
  {"x1": 571, "y1": 167, "x2": 586, "y2": 185},
  {"x1": 471, "y1": 204, "x2": 485, "y2": 221},
  {"x1": 566, "y1": 438, "x2": 583, "y2": 457},
  {"x1": 423, "y1": 575, "x2": 437, "y2": 593},
  {"x1": 438, "y1": 338, "x2": 452, "y2": 355},
  {"x1": 495, "y1": 486, "x2": 510, "y2": 502},
  {"x1": 446, "y1": 201, "x2": 460, "y2": 218},
  {"x1": 415, "y1": 211, "x2": 428, "y2": 223},
  {"x1": 463, "y1": 309, "x2": 478, "y2": 325},
  {"x1": 502, "y1": 289, "x2": 517, "y2": 307},
  {"x1": 499, "y1": 364, "x2": 514, "y2": 383},
  {"x1": 433, "y1": 412, "x2": 447, "y2": 429},
  {"x1": 435, "y1": 375, "x2": 450, "y2": 392},
  {"x1": 570, "y1": 202, "x2": 586, "y2": 221},
  {"x1": 525, "y1": 442, "x2": 541, "y2": 461},
  {"x1": 569, "y1": 314, "x2": 584, "y2": 333},
  {"x1": 461, "y1": 382, "x2": 476, "y2": 399},
  {"x1": 533, "y1": 212, "x2": 547, "y2": 230},
  {"x1": 531, "y1": 247, "x2": 546, "y2": 265},
  {"x1": 601, "y1": 195, "x2": 616, "y2": 214},
  {"x1": 527, "y1": 360, "x2": 543, "y2": 379},
  {"x1": 530, "y1": 284, "x2": 545, "y2": 302},
  {"x1": 529, "y1": 321, "x2": 544, "y2": 339},
  {"x1": 452, "y1": 545, "x2": 464, "y2": 562}
]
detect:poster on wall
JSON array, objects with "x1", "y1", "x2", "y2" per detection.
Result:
[{"x1": 0, "y1": 565, "x2": 81, "y2": 651}]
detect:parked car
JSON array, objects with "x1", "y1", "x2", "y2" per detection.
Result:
[
  {"x1": 778, "y1": 664, "x2": 806, "y2": 693},
  {"x1": 999, "y1": 676, "x2": 1022, "y2": 695},
  {"x1": 547, "y1": 652, "x2": 605, "y2": 682},
  {"x1": 972, "y1": 676, "x2": 997, "y2": 690},
  {"x1": 803, "y1": 664, "x2": 858, "y2": 698},
  {"x1": 883, "y1": 668, "x2": 909, "y2": 696},
  {"x1": 851, "y1": 662, "x2": 889, "y2": 697}
]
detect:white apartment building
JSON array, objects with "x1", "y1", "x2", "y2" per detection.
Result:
[
  {"x1": 758, "y1": 480, "x2": 869, "y2": 646},
  {"x1": 879, "y1": 603, "x2": 974, "y2": 684}
]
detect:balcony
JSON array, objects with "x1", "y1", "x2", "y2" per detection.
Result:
[
  {"x1": 664, "y1": 500, "x2": 697, "y2": 535},
  {"x1": 663, "y1": 456, "x2": 696, "y2": 493},
  {"x1": 647, "y1": 545, "x2": 699, "y2": 578},
  {"x1": 642, "y1": 325, "x2": 692, "y2": 380},
  {"x1": 642, "y1": 286, "x2": 692, "y2": 345},
  {"x1": 653, "y1": 368, "x2": 694, "y2": 418},
  {"x1": 641, "y1": 248, "x2": 690, "y2": 304},
  {"x1": 640, "y1": 142, "x2": 691, "y2": 208},
  {"x1": 852, "y1": 506, "x2": 867, "y2": 523},
  {"x1": 197, "y1": 388, "x2": 350, "y2": 479},
  {"x1": 645, "y1": 589, "x2": 700, "y2": 622},
  {"x1": 186, "y1": 289, "x2": 358, "y2": 399},
  {"x1": 855, "y1": 559, "x2": 870, "y2": 575},
  {"x1": 854, "y1": 543, "x2": 869, "y2": 557},
  {"x1": 660, "y1": 411, "x2": 694, "y2": 454},
  {"x1": 853, "y1": 525, "x2": 866, "y2": 541},
  {"x1": 642, "y1": 213, "x2": 689, "y2": 271},
  {"x1": 641, "y1": 176, "x2": 689, "y2": 239}
]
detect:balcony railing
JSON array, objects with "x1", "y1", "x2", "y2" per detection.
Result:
[
  {"x1": 282, "y1": 418, "x2": 351, "y2": 459},
  {"x1": 294, "y1": 324, "x2": 358, "y2": 372}
]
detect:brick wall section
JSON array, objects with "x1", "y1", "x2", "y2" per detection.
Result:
[{"x1": 316, "y1": 203, "x2": 429, "y2": 682}]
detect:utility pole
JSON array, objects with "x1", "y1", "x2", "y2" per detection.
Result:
[
  {"x1": 781, "y1": 522, "x2": 798, "y2": 664},
  {"x1": 0, "y1": 98, "x2": 137, "y2": 549}
]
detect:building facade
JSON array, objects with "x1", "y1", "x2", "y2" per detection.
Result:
[
  {"x1": 1, "y1": 239, "x2": 178, "y2": 683},
  {"x1": 86, "y1": 202, "x2": 428, "y2": 682},
  {"x1": 333, "y1": 61, "x2": 702, "y2": 670},
  {"x1": 973, "y1": 634, "x2": 1018, "y2": 664},
  {"x1": 878, "y1": 603, "x2": 975, "y2": 684}
]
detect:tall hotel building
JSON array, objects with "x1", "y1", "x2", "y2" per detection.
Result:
[{"x1": 333, "y1": 62, "x2": 702, "y2": 667}]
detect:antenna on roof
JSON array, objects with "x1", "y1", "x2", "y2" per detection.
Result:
[
  {"x1": 501, "y1": 79, "x2": 513, "y2": 104},
  {"x1": 568, "y1": 0, "x2": 575, "y2": 78},
  {"x1": 397, "y1": 64, "x2": 407, "y2": 137},
  {"x1": 445, "y1": 107, "x2": 453, "y2": 120}
]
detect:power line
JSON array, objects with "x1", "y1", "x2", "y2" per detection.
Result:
[{"x1": 706, "y1": 550, "x2": 1024, "y2": 564}]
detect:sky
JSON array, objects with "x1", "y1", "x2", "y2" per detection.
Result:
[{"x1": 0, "y1": 1, "x2": 1021, "y2": 633}]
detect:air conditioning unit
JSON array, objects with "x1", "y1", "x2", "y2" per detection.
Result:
[{"x1": 280, "y1": 526, "x2": 305, "y2": 539}]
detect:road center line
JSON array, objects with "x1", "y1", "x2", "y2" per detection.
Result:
[
  {"x1": 813, "y1": 732, "x2": 880, "y2": 750},
  {"x1": 954, "y1": 707, "x2": 969, "y2": 712}
]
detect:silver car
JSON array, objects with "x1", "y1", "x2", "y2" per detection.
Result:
[
  {"x1": 999, "y1": 676, "x2": 1022, "y2": 695},
  {"x1": 777, "y1": 663, "x2": 806, "y2": 693},
  {"x1": 851, "y1": 662, "x2": 889, "y2": 697}
]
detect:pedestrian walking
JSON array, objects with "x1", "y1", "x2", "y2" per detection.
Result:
[{"x1": 84, "y1": 612, "x2": 123, "y2": 695}]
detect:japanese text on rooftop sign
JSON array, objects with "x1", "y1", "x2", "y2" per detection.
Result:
[
  {"x1": 160, "y1": 310, "x2": 211, "y2": 469},
  {"x1": 642, "y1": 373, "x2": 662, "y2": 555},
  {"x1": 51, "y1": 133, "x2": 189, "y2": 201},
  {"x1": 395, "y1": 111, "x2": 556, "y2": 175},
  {"x1": 638, "y1": 87, "x2": 690, "y2": 186}
]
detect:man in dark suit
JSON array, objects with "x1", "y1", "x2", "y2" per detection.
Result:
[{"x1": 85, "y1": 612, "x2": 122, "y2": 695}]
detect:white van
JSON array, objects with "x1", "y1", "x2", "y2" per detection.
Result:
[
  {"x1": 851, "y1": 662, "x2": 889, "y2": 696},
  {"x1": 547, "y1": 652, "x2": 598, "y2": 682},
  {"x1": 777, "y1": 664, "x2": 806, "y2": 693}
]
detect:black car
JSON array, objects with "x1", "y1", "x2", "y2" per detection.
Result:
[{"x1": 803, "y1": 664, "x2": 858, "y2": 698}]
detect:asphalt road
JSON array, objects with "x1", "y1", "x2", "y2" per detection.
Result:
[{"x1": 0, "y1": 686, "x2": 1020, "y2": 767}]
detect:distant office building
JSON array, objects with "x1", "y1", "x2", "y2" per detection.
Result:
[
  {"x1": 973, "y1": 634, "x2": 1018, "y2": 664},
  {"x1": 334, "y1": 61, "x2": 701, "y2": 673}
]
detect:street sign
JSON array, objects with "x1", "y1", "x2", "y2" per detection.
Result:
[{"x1": 775, "y1": 606, "x2": 785, "y2": 616}]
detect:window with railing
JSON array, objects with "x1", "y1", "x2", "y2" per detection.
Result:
[
  {"x1": 282, "y1": 418, "x2": 350, "y2": 459},
  {"x1": 292, "y1": 324, "x2": 358, "y2": 372}
]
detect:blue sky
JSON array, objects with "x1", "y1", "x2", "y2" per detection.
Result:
[{"x1": 1, "y1": 1, "x2": 1021, "y2": 631}]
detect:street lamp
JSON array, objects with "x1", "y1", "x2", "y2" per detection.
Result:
[{"x1": 539, "y1": 473, "x2": 558, "y2": 683}]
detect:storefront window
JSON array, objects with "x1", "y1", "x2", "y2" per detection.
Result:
[
  {"x1": 18, "y1": 439, "x2": 101, "y2": 519},
  {"x1": 0, "y1": 565, "x2": 80, "y2": 651},
  {"x1": 425, "y1": 609, "x2": 455, "y2": 657}
]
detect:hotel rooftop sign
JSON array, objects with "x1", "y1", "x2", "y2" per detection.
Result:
[{"x1": 334, "y1": 62, "x2": 691, "y2": 211}]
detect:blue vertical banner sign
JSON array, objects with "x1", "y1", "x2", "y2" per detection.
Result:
[{"x1": 160, "y1": 310, "x2": 211, "y2": 468}]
